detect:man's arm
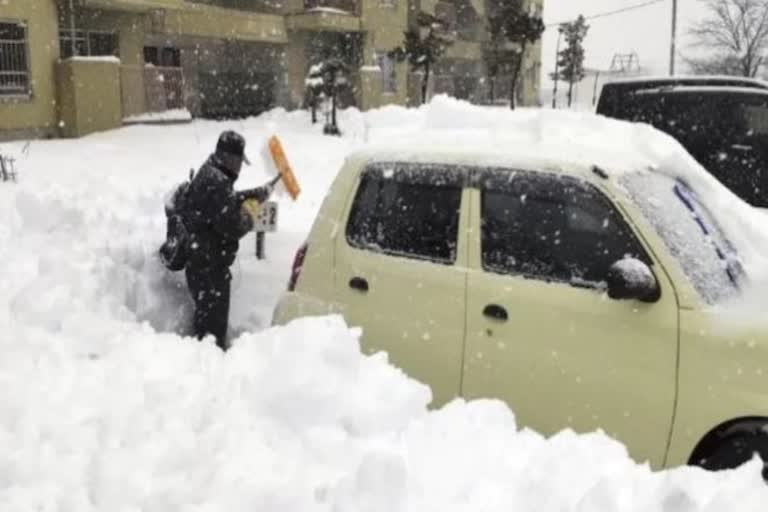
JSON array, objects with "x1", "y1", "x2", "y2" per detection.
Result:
[
  {"x1": 236, "y1": 176, "x2": 281, "y2": 203},
  {"x1": 208, "y1": 185, "x2": 254, "y2": 240}
]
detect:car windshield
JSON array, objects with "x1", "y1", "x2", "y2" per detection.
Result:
[{"x1": 621, "y1": 172, "x2": 745, "y2": 304}]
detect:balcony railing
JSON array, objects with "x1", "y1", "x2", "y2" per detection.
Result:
[{"x1": 304, "y1": 0, "x2": 359, "y2": 15}]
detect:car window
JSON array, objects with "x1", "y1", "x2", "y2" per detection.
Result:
[
  {"x1": 346, "y1": 163, "x2": 463, "y2": 264},
  {"x1": 621, "y1": 172, "x2": 742, "y2": 304},
  {"x1": 479, "y1": 170, "x2": 650, "y2": 286}
]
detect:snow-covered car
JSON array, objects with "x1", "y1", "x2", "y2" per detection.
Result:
[{"x1": 272, "y1": 120, "x2": 768, "y2": 477}]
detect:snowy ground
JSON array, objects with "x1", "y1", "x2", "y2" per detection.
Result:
[{"x1": 1, "y1": 98, "x2": 768, "y2": 510}]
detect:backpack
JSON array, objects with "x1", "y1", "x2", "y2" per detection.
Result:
[{"x1": 159, "y1": 170, "x2": 193, "y2": 272}]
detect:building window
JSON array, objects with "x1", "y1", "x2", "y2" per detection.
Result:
[
  {"x1": 59, "y1": 28, "x2": 118, "y2": 59},
  {"x1": 144, "y1": 46, "x2": 181, "y2": 67},
  {"x1": 377, "y1": 53, "x2": 396, "y2": 94},
  {"x1": 0, "y1": 21, "x2": 30, "y2": 96}
]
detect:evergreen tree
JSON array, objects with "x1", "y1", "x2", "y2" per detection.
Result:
[
  {"x1": 487, "y1": 0, "x2": 544, "y2": 109},
  {"x1": 550, "y1": 15, "x2": 589, "y2": 107},
  {"x1": 390, "y1": 11, "x2": 454, "y2": 105}
]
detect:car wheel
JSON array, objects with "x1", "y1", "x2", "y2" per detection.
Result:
[{"x1": 695, "y1": 434, "x2": 768, "y2": 480}]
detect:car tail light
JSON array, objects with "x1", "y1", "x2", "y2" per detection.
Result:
[{"x1": 288, "y1": 243, "x2": 308, "y2": 291}]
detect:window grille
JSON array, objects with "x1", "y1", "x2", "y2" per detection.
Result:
[{"x1": 0, "y1": 21, "x2": 29, "y2": 96}]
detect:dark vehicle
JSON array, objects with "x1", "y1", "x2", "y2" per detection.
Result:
[{"x1": 597, "y1": 77, "x2": 768, "y2": 208}]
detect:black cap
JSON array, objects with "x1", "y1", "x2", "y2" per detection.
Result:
[{"x1": 215, "y1": 130, "x2": 251, "y2": 165}]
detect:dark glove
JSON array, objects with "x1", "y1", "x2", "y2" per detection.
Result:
[{"x1": 239, "y1": 177, "x2": 281, "y2": 203}]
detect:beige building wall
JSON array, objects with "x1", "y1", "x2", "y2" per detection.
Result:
[
  {"x1": 1, "y1": 0, "x2": 545, "y2": 140},
  {"x1": 57, "y1": 59, "x2": 122, "y2": 137},
  {"x1": 359, "y1": 0, "x2": 409, "y2": 108},
  {"x1": 70, "y1": 8, "x2": 150, "y2": 116},
  {"x1": 0, "y1": 0, "x2": 60, "y2": 140},
  {"x1": 285, "y1": 31, "x2": 309, "y2": 107}
]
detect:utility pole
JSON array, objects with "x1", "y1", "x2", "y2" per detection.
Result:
[
  {"x1": 669, "y1": 0, "x2": 678, "y2": 75},
  {"x1": 592, "y1": 71, "x2": 600, "y2": 105}
]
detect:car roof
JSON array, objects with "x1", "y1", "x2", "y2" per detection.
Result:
[
  {"x1": 602, "y1": 75, "x2": 768, "y2": 90},
  {"x1": 632, "y1": 85, "x2": 768, "y2": 96},
  {"x1": 344, "y1": 106, "x2": 709, "y2": 205},
  {"x1": 346, "y1": 145, "x2": 627, "y2": 185}
]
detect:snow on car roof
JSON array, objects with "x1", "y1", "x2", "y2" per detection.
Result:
[{"x1": 352, "y1": 95, "x2": 686, "y2": 179}]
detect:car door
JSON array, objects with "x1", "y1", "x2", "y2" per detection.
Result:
[
  {"x1": 461, "y1": 169, "x2": 679, "y2": 468},
  {"x1": 334, "y1": 162, "x2": 470, "y2": 407}
]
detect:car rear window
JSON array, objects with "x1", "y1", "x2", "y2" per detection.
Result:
[{"x1": 345, "y1": 163, "x2": 464, "y2": 264}]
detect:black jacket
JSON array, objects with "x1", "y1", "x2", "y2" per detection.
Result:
[{"x1": 184, "y1": 155, "x2": 268, "y2": 269}]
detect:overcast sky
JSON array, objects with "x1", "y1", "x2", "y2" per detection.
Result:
[{"x1": 542, "y1": 0, "x2": 710, "y2": 76}]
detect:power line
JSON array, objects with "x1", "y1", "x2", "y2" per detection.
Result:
[{"x1": 546, "y1": 0, "x2": 666, "y2": 27}]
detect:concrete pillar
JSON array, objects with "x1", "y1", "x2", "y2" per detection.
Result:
[
  {"x1": 57, "y1": 59, "x2": 122, "y2": 137},
  {"x1": 117, "y1": 14, "x2": 148, "y2": 117},
  {"x1": 358, "y1": 68, "x2": 383, "y2": 110},
  {"x1": 275, "y1": 46, "x2": 291, "y2": 108},
  {"x1": 285, "y1": 32, "x2": 307, "y2": 108},
  {"x1": 356, "y1": 30, "x2": 381, "y2": 109}
]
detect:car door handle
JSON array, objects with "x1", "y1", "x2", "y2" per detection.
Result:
[
  {"x1": 483, "y1": 304, "x2": 508, "y2": 321},
  {"x1": 349, "y1": 277, "x2": 369, "y2": 293}
]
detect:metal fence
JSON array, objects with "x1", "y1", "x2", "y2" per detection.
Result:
[
  {"x1": 144, "y1": 66, "x2": 185, "y2": 111},
  {"x1": 0, "y1": 36, "x2": 29, "y2": 95},
  {"x1": 119, "y1": 65, "x2": 186, "y2": 117}
]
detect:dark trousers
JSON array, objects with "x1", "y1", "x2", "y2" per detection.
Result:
[{"x1": 185, "y1": 265, "x2": 232, "y2": 351}]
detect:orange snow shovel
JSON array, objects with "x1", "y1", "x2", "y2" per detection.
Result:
[{"x1": 266, "y1": 135, "x2": 301, "y2": 200}]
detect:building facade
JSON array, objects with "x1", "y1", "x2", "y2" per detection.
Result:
[{"x1": 0, "y1": 0, "x2": 543, "y2": 140}]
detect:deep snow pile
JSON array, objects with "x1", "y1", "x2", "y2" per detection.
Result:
[{"x1": 1, "y1": 97, "x2": 768, "y2": 510}]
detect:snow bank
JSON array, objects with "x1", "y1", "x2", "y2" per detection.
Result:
[
  {"x1": 4, "y1": 314, "x2": 766, "y2": 511},
  {"x1": 124, "y1": 108, "x2": 193, "y2": 124},
  {"x1": 2, "y1": 97, "x2": 768, "y2": 509}
]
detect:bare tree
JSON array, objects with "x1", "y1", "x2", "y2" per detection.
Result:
[
  {"x1": 687, "y1": 0, "x2": 768, "y2": 77},
  {"x1": 550, "y1": 15, "x2": 589, "y2": 107}
]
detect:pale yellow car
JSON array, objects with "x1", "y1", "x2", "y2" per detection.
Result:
[{"x1": 272, "y1": 147, "x2": 768, "y2": 477}]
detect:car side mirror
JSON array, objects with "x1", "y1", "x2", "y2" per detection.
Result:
[{"x1": 606, "y1": 258, "x2": 661, "y2": 303}]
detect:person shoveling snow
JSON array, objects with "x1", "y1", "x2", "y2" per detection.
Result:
[{"x1": 161, "y1": 130, "x2": 278, "y2": 350}]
